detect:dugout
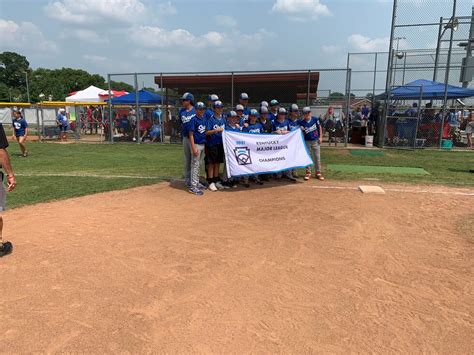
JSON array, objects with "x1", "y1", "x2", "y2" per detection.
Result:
[{"x1": 155, "y1": 71, "x2": 320, "y2": 107}]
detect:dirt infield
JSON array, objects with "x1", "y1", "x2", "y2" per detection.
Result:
[{"x1": 1, "y1": 181, "x2": 473, "y2": 353}]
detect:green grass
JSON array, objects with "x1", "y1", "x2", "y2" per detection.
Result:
[
  {"x1": 5, "y1": 142, "x2": 474, "y2": 209},
  {"x1": 326, "y1": 164, "x2": 429, "y2": 175}
]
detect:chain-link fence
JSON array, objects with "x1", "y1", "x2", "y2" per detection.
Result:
[
  {"x1": 107, "y1": 69, "x2": 352, "y2": 146},
  {"x1": 383, "y1": 0, "x2": 474, "y2": 149}
]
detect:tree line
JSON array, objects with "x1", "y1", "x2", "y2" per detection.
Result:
[{"x1": 0, "y1": 51, "x2": 134, "y2": 103}]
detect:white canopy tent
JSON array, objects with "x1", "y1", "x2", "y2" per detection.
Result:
[{"x1": 65, "y1": 85, "x2": 104, "y2": 102}]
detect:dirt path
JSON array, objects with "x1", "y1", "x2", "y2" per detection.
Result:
[{"x1": 0, "y1": 181, "x2": 473, "y2": 353}]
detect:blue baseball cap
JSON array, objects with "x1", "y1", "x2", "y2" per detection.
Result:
[
  {"x1": 228, "y1": 110, "x2": 238, "y2": 117},
  {"x1": 235, "y1": 104, "x2": 244, "y2": 111},
  {"x1": 208, "y1": 94, "x2": 219, "y2": 101},
  {"x1": 249, "y1": 109, "x2": 259, "y2": 116},
  {"x1": 181, "y1": 92, "x2": 194, "y2": 102},
  {"x1": 270, "y1": 99, "x2": 279, "y2": 106},
  {"x1": 302, "y1": 106, "x2": 312, "y2": 113},
  {"x1": 289, "y1": 104, "x2": 299, "y2": 112},
  {"x1": 196, "y1": 102, "x2": 206, "y2": 109},
  {"x1": 259, "y1": 106, "x2": 269, "y2": 114},
  {"x1": 278, "y1": 107, "x2": 287, "y2": 114},
  {"x1": 213, "y1": 100, "x2": 224, "y2": 108},
  {"x1": 240, "y1": 92, "x2": 249, "y2": 100}
]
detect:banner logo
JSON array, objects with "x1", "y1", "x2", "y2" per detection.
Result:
[{"x1": 234, "y1": 147, "x2": 252, "y2": 165}]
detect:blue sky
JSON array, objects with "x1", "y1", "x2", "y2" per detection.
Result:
[
  {"x1": 1, "y1": 0, "x2": 472, "y2": 93},
  {"x1": 1, "y1": 0, "x2": 396, "y2": 75}
]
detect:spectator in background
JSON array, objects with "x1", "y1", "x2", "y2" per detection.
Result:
[
  {"x1": 361, "y1": 104, "x2": 370, "y2": 119},
  {"x1": 404, "y1": 102, "x2": 418, "y2": 117},
  {"x1": 149, "y1": 120, "x2": 161, "y2": 143},
  {"x1": 128, "y1": 107, "x2": 137, "y2": 141},
  {"x1": 90, "y1": 106, "x2": 100, "y2": 134},
  {"x1": 56, "y1": 108, "x2": 69, "y2": 141},
  {"x1": 466, "y1": 110, "x2": 474, "y2": 149},
  {"x1": 118, "y1": 114, "x2": 131, "y2": 141},
  {"x1": 139, "y1": 116, "x2": 152, "y2": 142},
  {"x1": 152, "y1": 105, "x2": 162, "y2": 139},
  {"x1": 11, "y1": 109, "x2": 29, "y2": 157}
]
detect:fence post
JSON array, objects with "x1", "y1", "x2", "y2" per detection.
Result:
[
  {"x1": 306, "y1": 69, "x2": 311, "y2": 106},
  {"x1": 433, "y1": 17, "x2": 444, "y2": 82},
  {"x1": 440, "y1": 0, "x2": 457, "y2": 149},
  {"x1": 160, "y1": 72, "x2": 164, "y2": 143},
  {"x1": 35, "y1": 106, "x2": 40, "y2": 140},
  {"x1": 345, "y1": 54, "x2": 352, "y2": 147},
  {"x1": 134, "y1": 73, "x2": 140, "y2": 144},
  {"x1": 107, "y1": 74, "x2": 113, "y2": 143},
  {"x1": 372, "y1": 53, "x2": 378, "y2": 107}
]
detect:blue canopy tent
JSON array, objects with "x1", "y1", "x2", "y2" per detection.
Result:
[
  {"x1": 108, "y1": 89, "x2": 162, "y2": 105},
  {"x1": 377, "y1": 79, "x2": 474, "y2": 100}
]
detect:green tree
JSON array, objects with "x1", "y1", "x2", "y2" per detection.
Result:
[
  {"x1": 329, "y1": 92, "x2": 345, "y2": 99},
  {"x1": 110, "y1": 80, "x2": 134, "y2": 92}
]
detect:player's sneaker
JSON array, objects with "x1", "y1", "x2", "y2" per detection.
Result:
[
  {"x1": 209, "y1": 182, "x2": 218, "y2": 191},
  {"x1": 304, "y1": 172, "x2": 311, "y2": 181},
  {"x1": 316, "y1": 173, "x2": 325, "y2": 181},
  {"x1": 188, "y1": 187, "x2": 204, "y2": 196},
  {"x1": 215, "y1": 181, "x2": 225, "y2": 190}
]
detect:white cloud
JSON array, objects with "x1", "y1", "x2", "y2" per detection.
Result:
[
  {"x1": 271, "y1": 0, "x2": 330, "y2": 21},
  {"x1": 348, "y1": 34, "x2": 389, "y2": 52},
  {"x1": 44, "y1": 0, "x2": 146, "y2": 24},
  {"x1": 321, "y1": 45, "x2": 340, "y2": 54},
  {"x1": 0, "y1": 19, "x2": 57, "y2": 53},
  {"x1": 131, "y1": 26, "x2": 228, "y2": 49},
  {"x1": 215, "y1": 15, "x2": 237, "y2": 27},
  {"x1": 157, "y1": 1, "x2": 177, "y2": 15},
  {"x1": 83, "y1": 54, "x2": 107, "y2": 63}
]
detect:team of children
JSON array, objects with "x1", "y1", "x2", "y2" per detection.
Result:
[{"x1": 180, "y1": 92, "x2": 324, "y2": 196}]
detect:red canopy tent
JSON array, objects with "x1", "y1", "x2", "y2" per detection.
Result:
[{"x1": 98, "y1": 90, "x2": 128, "y2": 100}]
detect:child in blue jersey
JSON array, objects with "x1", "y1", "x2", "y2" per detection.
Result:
[
  {"x1": 188, "y1": 102, "x2": 208, "y2": 196},
  {"x1": 223, "y1": 111, "x2": 241, "y2": 188},
  {"x1": 235, "y1": 104, "x2": 246, "y2": 126},
  {"x1": 272, "y1": 108, "x2": 296, "y2": 182},
  {"x1": 300, "y1": 106, "x2": 324, "y2": 181},
  {"x1": 242, "y1": 109, "x2": 264, "y2": 186},
  {"x1": 288, "y1": 104, "x2": 301, "y2": 177},
  {"x1": 239, "y1": 93, "x2": 251, "y2": 121},
  {"x1": 225, "y1": 111, "x2": 242, "y2": 132},
  {"x1": 11, "y1": 109, "x2": 29, "y2": 157},
  {"x1": 269, "y1": 99, "x2": 279, "y2": 122},
  {"x1": 272, "y1": 107, "x2": 290, "y2": 134},
  {"x1": 288, "y1": 104, "x2": 301, "y2": 131},
  {"x1": 179, "y1": 92, "x2": 196, "y2": 188},
  {"x1": 205, "y1": 94, "x2": 219, "y2": 121},
  {"x1": 205, "y1": 100, "x2": 226, "y2": 191}
]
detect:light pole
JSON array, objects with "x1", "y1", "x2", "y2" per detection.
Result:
[{"x1": 24, "y1": 71, "x2": 30, "y2": 103}]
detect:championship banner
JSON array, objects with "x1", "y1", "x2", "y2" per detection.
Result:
[{"x1": 223, "y1": 129, "x2": 313, "y2": 177}]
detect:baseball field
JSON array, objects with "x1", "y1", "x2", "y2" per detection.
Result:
[{"x1": 1, "y1": 142, "x2": 473, "y2": 353}]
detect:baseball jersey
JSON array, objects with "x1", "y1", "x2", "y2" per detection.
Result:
[
  {"x1": 269, "y1": 111, "x2": 278, "y2": 122},
  {"x1": 299, "y1": 117, "x2": 321, "y2": 141},
  {"x1": 190, "y1": 115, "x2": 207, "y2": 144},
  {"x1": 242, "y1": 107, "x2": 251, "y2": 121},
  {"x1": 288, "y1": 119, "x2": 301, "y2": 131},
  {"x1": 272, "y1": 119, "x2": 290, "y2": 132},
  {"x1": 204, "y1": 108, "x2": 214, "y2": 121},
  {"x1": 206, "y1": 114, "x2": 226, "y2": 146},
  {"x1": 225, "y1": 124, "x2": 241, "y2": 132},
  {"x1": 243, "y1": 122, "x2": 264, "y2": 134},
  {"x1": 179, "y1": 107, "x2": 196, "y2": 138},
  {"x1": 12, "y1": 118, "x2": 28, "y2": 136}
]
